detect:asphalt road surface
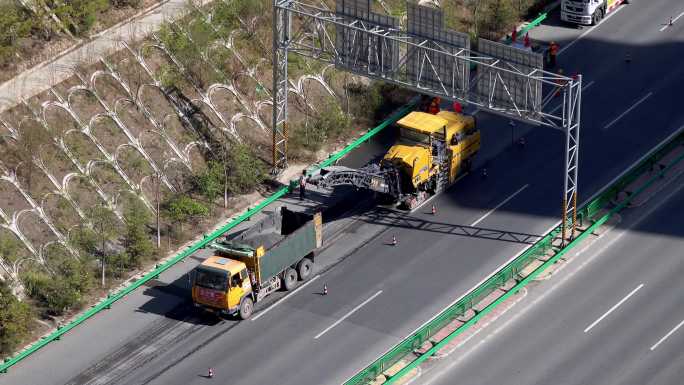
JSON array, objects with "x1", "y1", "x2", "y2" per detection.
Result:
[
  {"x1": 420, "y1": 155, "x2": 684, "y2": 385},
  {"x1": 2, "y1": 1, "x2": 684, "y2": 384}
]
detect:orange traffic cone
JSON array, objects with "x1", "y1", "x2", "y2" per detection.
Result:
[
  {"x1": 431, "y1": 204, "x2": 437, "y2": 215},
  {"x1": 323, "y1": 284, "x2": 328, "y2": 295},
  {"x1": 391, "y1": 235, "x2": 397, "y2": 246}
]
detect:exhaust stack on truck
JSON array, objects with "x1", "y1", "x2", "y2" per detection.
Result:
[{"x1": 191, "y1": 207, "x2": 322, "y2": 319}]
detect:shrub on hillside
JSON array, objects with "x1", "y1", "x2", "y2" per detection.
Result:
[
  {"x1": 22, "y1": 257, "x2": 93, "y2": 316},
  {"x1": 0, "y1": 3, "x2": 33, "y2": 66},
  {"x1": 0, "y1": 282, "x2": 34, "y2": 355}
]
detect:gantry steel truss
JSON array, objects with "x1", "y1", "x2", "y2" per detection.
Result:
[{"x1": 272, "y1": 0, "x2": 582, "y2": 240}]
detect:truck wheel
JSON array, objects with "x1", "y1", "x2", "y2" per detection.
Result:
[
  {"x1": 283, "y1": 268, "x2": 298, "y2": 291},
  {"x1": 297, "y1": 258, "x2": 313, "y2": 281},
  {"x1": 239, "y1": 297, "x2": 254, "y2": 320},
  {"x1": 591, "y1": 8, "x2": 603, "y2": 25}
]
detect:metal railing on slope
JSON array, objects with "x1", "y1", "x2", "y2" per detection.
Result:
[
  {"x1": 0, "y1": 101, "x2": 417, "y2": 374},
  {"x1": 344, "y1": 127, "x2": 684, "y2": 385}
]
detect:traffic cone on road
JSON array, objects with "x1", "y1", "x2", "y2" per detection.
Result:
[
  {"x1": 323, "y1": 283, "x2": 328, "y2": 295},
  {"x1": 670, "y1": 17, "x2": 674, "y2": 26},
  {"x1": 431, "y1": 204, "x2": 437, "y2": 215},
  {"x1": 625, "y1": 51, "x2": 632, "y2": 63},
  {"x1": 208, "y1": 368, "x2": 214, "y2": 379},
  {"x1": 391, "y1": 235, "x2": 397, "y2": 246}
]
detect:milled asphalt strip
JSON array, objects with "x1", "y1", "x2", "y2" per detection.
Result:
[
  {"x1": 470, "y1": 184, "x2": 529, "y2": 226},
  {"x1": 659, "y1": 10, "x2": 684, "y2": 31},
  {"x1": 650, "y1": 319, "x2": 684, "y2": 351},
  {"x1": 251, "y1": 275, "x2": 321, "y2": 321},
  {"x1": 603, "y1": 92, "x2": 654, "y2": 130},
  {"x1": 557, "y1": 5, "x2": 626, "y2": 56},
  {"x1": 314, "y1": 290, "x2": 383, "y2": 340},
  {"x1": 583, "y1": 283, "x2": 644, "y2": 333}
]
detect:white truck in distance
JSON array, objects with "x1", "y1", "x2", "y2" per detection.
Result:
[{"x1": 561, "y1": 0, "x2": 629, "y2": 25}]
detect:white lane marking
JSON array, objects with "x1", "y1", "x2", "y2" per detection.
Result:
[
  {"x1": 650, "y1": 319, "x2": 684, "y2": 351},
  {"x1": 314, "y1": 290, "x2": 383, "y2": 339},
  {"x1": 558, "y1": 5, "x2": 626, "y2": 56},
  {"x1": 549, "y1": 80, "x2": 595, "y2": 114},
  {"x1": 603, "y1": 92, "x2": 653, "y2": 130},
  {"x1": 252, "y1": 275, "x2": 320, "y2": 321},
  {"x1": 584, "y1": 283, "x2": 644, "y2": 333},
  {"x1": 470, "y1": 184, "x2": 529, "y2": 227},
  {"x1": 659, "y1": 11, "x2": 684, "y2": 31}
]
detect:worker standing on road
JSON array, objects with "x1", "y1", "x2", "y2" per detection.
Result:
[
  {"x1": 549, "y1": 41, "x2": 559, "y2": 68},
  {"x1": 299, "y1": 170, "x2": 307, "y2": 200},
  {"x1": 511, "y1": 27, "x2": 518, "y2": 43},
  {"x1": 427, "y1": 97, "x2": 441, "y2": 114}
]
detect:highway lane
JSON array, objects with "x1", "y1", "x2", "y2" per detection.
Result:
[
  {"x1": 3, "y1": 1, "x2": 684, "y2": 384},
  {"x1": 420, "y1": 158, "x2": 684, "y2": 385},
  {"x1": 117, "y1": 2, "x2": 684, "y2": 385}
]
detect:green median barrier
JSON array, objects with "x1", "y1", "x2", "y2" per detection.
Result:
[
  {"x1": 345, "y1": 127, "x2": 684, "y2": 385},
  {"x1": 0, "y1": 101, "x2": 416, "y2": 375},
  {"x1": 503, "y1": 12, "x2": 548, "y2": 45}
]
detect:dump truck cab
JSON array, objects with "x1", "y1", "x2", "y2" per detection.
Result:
[
  {"x1": 192, "y1": 256, "x2": 253, "y2": 315},
  {"x1": 191, "y1": 207, "x2": 322, "y2": 319}
]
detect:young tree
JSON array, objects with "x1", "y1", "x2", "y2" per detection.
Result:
[
  {"x1": 87, "y1": 205, "x2": 119, "y2": 287},
  {"x1": 0, "y1": 281, "x2": 33, "y2": 355},
  {"x1": 163, "y1": 195, "x2": 208, "y2": 235},
  {"x1": 194, "y1": 160, "x2": 223, "y2": 204},
  {"x1": 225, "y1": 143, "x2": 266, "y2": 195},
  {"x1": 123, "y1": 200, "x2": 154, "y2": 267},
  {"x1": 7, "y1": 122, "x2": 50, "y2": 193}
]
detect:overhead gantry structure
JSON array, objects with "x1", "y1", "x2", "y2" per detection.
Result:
[{"x1": 272, "y1": 0, "x2": 581, "y2": 241}]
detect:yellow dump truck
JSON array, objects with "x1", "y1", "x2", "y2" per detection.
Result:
[
  {"x1": 309, "y1": 107, "x2": 480, "y2": 209},
  {"x1": 191, "y1": 207, "x2": 323, "y2": 319}
]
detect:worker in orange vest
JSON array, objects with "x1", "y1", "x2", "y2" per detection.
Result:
[
  {"x1": 549, "y1": 41, "x2": 559, "y2": 68},
  {"x1": 452, "y1": 101, "x2": 463, "y2": 114},
  {"x1": 427, "y1": 97, "x2": 441, "y2": 114},
  {"x1": 511, "y1": 27, "x2": 518, "y2": 43}
]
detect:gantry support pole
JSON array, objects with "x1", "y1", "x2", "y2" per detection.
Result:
[
  {"x1": 561, "y1": 74, "x2": 582, "y2": 244},
  {"x1": 272, "y1": 0, "x2": 292, "y2": 174}
]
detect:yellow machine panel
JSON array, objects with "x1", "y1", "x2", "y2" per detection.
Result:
[{"x1": 383, "y1": 144, "x2": 433, "y2": 187}]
